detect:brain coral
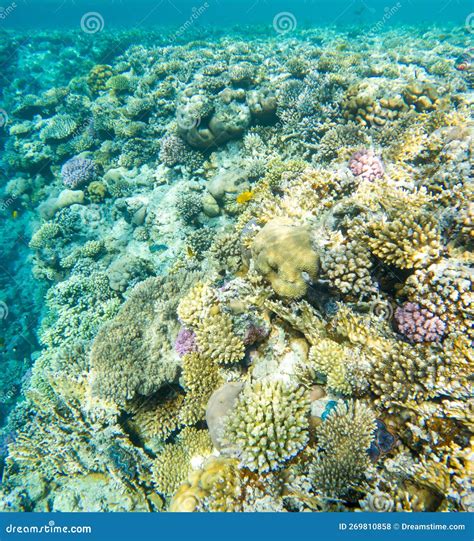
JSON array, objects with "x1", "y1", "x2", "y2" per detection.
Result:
[
  {"x1": 251, "y1": 219, "x2": 320, "y2": 298},
  {"x1": 90, "y1": 277, "x2": 181, "y2": 406},
  {"x1": 223, "y1": 380, "x2": 310, "y2": 473}
]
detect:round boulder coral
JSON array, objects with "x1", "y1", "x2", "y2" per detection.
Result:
[
  {"x1": 61, "y1": 157, "x2": 97, "y2": 189},
  {"x1": 394, "y1": 302, "x2": 446, "y2": 343},
  {"x1": 251, "y1": 219, "x2": 320, "y2": 298},
  {"x1": 349, "y1": 149, "x2": 384, "y2": 181}
]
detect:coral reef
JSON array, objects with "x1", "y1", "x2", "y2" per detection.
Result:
[{"x1": 1, "y1": 22, "x2": 472, "y2": 515}]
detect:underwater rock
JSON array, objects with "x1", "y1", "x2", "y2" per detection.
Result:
[{"x1": 206, "y1": 381, "x2": 244, "y2": 450}]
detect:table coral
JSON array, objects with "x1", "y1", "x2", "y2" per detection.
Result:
[{"x1": 90, "y1": 277, "x2": 181, "y2": 405}]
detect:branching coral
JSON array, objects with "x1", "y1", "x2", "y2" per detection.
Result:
[
  {"x1": 223, "y1": 381, "x2": 310, "y2": 473},
  {"x1": 366, "y1": 211, "x2": 442, "y2": 269},
  {"x1": 179, "y1": 352, "x2": 223, "y2": 425},
  {"x1": 195, "y1": 312, "x2": 246, "y2": 366},
  {"x1": 152, "y1": 428, "x2": 213, "y2": 497},
  {"x1": 400, "y1": 258, "x2": 473, "y2": 341},
  {"x1": 310, "y1": 401, "x2": 376, "y2": 497}
]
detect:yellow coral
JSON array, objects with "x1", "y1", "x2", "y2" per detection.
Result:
[
  {"x1": 180, "y1": 352, "x2": 222, "y2": 425},
  {"x1": 251, "y1": 219, "x2": 319, "y2": 298},
  {"x1": 195, "y1": 312, "x2": 245, "y2": 366},
  {"x1": 367, "y1": 213, "x2": 441, "y2": 269},
  {"x1": 177, "y1": 282, "x2": 217, "y2": 327}
]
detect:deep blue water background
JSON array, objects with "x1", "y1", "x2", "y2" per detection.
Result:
[{"x1": 0, "y1": 0, "x2": 472, "y2": 29}]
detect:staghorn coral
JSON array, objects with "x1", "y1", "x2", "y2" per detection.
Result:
[
  {"x1": 310, "y1": 400, "x2": 376, "y2": 497},
  {"x1": 366, "y1": 212, "x2": 442, "y2": 269},
  {"x1": 251, "y1": 219, "x2": 320, "y2": 298},
  {"x1": 223, "y1": 381, "x2": 310, "y2": 473}
]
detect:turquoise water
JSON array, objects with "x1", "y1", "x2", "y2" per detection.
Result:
[{"x1": 0, "y1": 0, "x2": 472, "y2": 513}]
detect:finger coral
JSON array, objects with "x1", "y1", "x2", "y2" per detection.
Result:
[
  {"x1": 394, "y1": 302, "x2": 446, "y2": 343},
  {"x1": 222, "y1": 380, "x2": 310, "y2": 473},
  {"x1": 367, "y1": 213, "x2": 442, "y2": 269},
  {"x1": 195, "y1": 312, "x2": 246, "y2": 366},
  {"x1": 310, "y1": 401, "x2": 376, "y2": 497},
  {"x1": 251, "y1": 219, "x2": 320, "y2": 298}
]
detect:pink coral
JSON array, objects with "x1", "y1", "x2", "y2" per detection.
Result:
[
  {"x1": 174, "y1": 327, "x2": 197, "y2": 357},
  {"x1": 394, "y1": 302, "x2": 446, "y2": 343},
  {"x1": 349, "y1": 149, "x2": 384, "y2": 181}
]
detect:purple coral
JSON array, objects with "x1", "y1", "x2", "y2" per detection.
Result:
[
  {"x1": 61, "y1": 157, "x2": 97, "y2": 189},
  {"x1": 394, "y1": 302, "x2": 446, "y2": 343},
  {"x1": 174, "y1": 327, "x2": 198, "y2": 357},
  {"x1": 349, "y1": 149, "x2": 384, "y2": 181}
]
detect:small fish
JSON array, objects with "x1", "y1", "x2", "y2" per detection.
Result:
[
  {"x1": 11, "y1": 210, "x2": 18, "y2": 219},
  {"x1": 236, "y1": 191, "x2": 254, "y2": 204},
  {"x1": 186, "y1": 245, "x2": 196, "y2": 258},
  {"x1": 149, "y1": 244, "x2": 168, "y2": 253}
]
